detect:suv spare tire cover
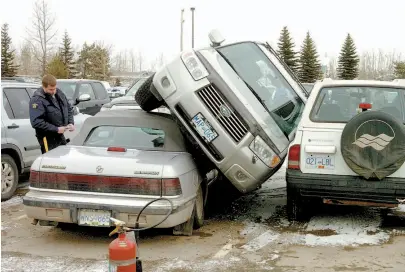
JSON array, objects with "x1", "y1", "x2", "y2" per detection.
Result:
[{"x1": 341, "y1": 110, "x2": 405, "y2": 180}]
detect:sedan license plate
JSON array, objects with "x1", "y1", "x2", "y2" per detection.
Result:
[
  {"x1": 305, "y1": 154, "x2": 335, "y2": 170},
  {"x1": 191, "y1": 113, "x2": 218, "y2": 143},
  {"x1": 78, "y1": 209, "x2": 111, "y2": 227}
]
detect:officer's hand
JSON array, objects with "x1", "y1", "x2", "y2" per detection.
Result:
[
  {"x1": 67, "y1": 124, "x2": 75, "y2": 132},
  {"x1": 57, "y1": 127, "x2": 66, "y2": 134}
]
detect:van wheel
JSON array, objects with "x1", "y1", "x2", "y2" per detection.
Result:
[
  {"x1": 194, "y1": 184, "x2": 205, "y2": 229},
  {"x1": 134, "y1": 73, "x2": 163, "y2": 111},
  {"x1": 1, "y1": 154, "x2": 19, "y2": 201},
  {"x1": 287, "y1": 185, "x2": 309, "y2": 222}
]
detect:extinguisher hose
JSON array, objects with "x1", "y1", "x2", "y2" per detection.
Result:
[{"x1": 132, "y1": 197, "x2": 174, "y2": 231}]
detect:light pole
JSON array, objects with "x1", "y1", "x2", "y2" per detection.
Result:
[
  {"x1": 180, "y1": 9, "x2": 185, "y2": 51},
  {"x1": 190, "y1": 7, "x2": 195, "y2": 48}
]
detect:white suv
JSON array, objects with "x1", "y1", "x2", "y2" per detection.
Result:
[
  {"x1": 286, "y1": 80, "x2": 405, "y2": 221},
  {"x1": 1, "y1": 81, "x2": 90, "y2": 200}
]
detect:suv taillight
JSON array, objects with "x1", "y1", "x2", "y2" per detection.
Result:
[{"x1": 288, "y1": 144, "x2": 301, "y2": 170}]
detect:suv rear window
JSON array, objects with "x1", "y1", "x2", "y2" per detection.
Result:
[
  {"x1": 84, "y1": 126, "x2": 165, "y2": 149},
  {"x1": 310, "y1": 86, "x2": 405, "y2": 123}
]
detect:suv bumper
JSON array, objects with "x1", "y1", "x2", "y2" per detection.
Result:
[{"x1": 286, "y1": 169, "x2": 405, "y2": 205}]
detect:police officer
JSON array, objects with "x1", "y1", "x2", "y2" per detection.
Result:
[{"x1": 29, "y1": 74, "x2": 75, "y2": 153}]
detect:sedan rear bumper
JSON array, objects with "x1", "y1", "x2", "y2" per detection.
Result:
[{"x1": 23, "y1": 189, "x2": 195, "y2": 228}]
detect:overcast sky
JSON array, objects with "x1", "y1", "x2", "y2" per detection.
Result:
[{"x1": 1, "y1": 0, "x2": 404, "y2": 68}]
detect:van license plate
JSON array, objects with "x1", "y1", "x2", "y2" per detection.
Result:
[
  {"x1": 305, "y1": 154, "x2": 335, "y2": 170},
  {"x1": 191, "y1": 113, "x2": 218, "y2": 143},
  {"x1": 78, "y1": 209, "x2": 111, "y2": 227}
]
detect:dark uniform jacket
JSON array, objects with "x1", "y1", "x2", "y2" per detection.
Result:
[{"x1": 29, "y1": 88, "x2": 74, "y2": 138}]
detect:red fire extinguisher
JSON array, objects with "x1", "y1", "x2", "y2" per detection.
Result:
[
  {"x1": 107, "y1": 198, "x2": 174, "y2": 272},
  {"x1": 108, "y1": 218, "x2": 138, "y2": 272}
]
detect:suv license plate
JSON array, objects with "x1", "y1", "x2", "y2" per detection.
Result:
[
  {"x1": 78, "y1": 209, "x2": 111, "y2": 227},
  {"x1": 305, "y1": 154, "x2": 335, "y2": 170},
  {"x1": 191, "y1": 113, "x2": 218, "y2": 143}
]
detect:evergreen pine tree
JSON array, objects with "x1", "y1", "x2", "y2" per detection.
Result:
[
  {"x1": 337, "y1": 34, "x2": 359, "y2": 80},
  {"x1": 1, "y1": 23, "x2": 18, "y2": 77},
  {"x1": 394, "y1": 61, "x2": 405, "y2": 79},
  {"x1": 60, "y1": 30, "x2": 76, "y2": 78},
  {"x1": 47, "y1": 54, "x2": 69, "y2": 79},
  {"x1": 298, "y1": 32, "x2": 322, "y2": 83},
  {"x1": 277, "y1": 26, "x2": 298, "y2": 73}
]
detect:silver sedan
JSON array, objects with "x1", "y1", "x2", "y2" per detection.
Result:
[{"x1": 23, "y1": 110, "x2": 208, "y2": 235}]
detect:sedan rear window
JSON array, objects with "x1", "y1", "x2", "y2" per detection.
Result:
[
  {"x1": 84, "y1": 126, "x2": 165, "y2": 149},
  {"x1": 310, "y1": 86, "x2": 405, "y2": 123}
]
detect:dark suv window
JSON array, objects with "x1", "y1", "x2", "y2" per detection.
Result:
[
  {"x1": 92, "y1": 82, "x2": 108, "y2": 99},
  {"x1": 3, "y1": 88, "x2": 31, "y2": 119},
  {"x1": 78, "y1": 83, "x2": 96, "y2": 99},
  {"x1": 2, "y1": 92, "x2": 14, "y2": 118}
]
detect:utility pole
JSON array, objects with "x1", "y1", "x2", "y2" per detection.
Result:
[
  {"x1": 180, "y1": 9, "x2": 185, "y2": 52},
  {"x1": 190, "y1": 7, "x2": 195, "y2": 48}
]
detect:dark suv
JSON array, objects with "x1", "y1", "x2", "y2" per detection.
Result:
[{"x1": 57, "y1": 79, "x2": 111, "y2": 115}]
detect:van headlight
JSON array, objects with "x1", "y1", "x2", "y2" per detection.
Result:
[
  {"x1": 249, "y1": 136, "x2": 280, "y2": 168},
  {"x1": 181, "y1": 51, "x2": 209, "y2": 81}
]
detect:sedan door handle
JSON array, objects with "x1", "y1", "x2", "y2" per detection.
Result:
[{"x1": 7, "y1": 124, "x2": 19, "y2": 129}]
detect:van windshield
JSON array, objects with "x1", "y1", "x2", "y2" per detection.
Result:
[{"x1": 217, "y1": 42, "x2": 304, "y2": 136}]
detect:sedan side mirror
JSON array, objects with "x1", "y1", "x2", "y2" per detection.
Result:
[{"x1": 74, "y1": 94, "x2": 91, "y2": 105}]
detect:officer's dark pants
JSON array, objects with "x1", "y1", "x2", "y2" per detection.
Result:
[{"x1": 37, "y1": 134, "x2": 67, "y2": 154}]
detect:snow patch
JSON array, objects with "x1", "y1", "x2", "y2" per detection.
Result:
[
  {"x1": 302, "y1": 212, "x2": 390, "y2": 246},
  {"x1": 155, "y1": 256, "x2": 242, "y2": 272},
  {"x1": 398, "y1": 204, "x2": 405, "y2": 212},
  {"x1": 241, "y1": 230, "x2": 280, "y2": 252},
  {"x1": 1, "y1": 195, "x2": 23, "y2": 208}
]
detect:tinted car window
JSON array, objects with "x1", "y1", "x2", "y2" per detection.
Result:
[
  {"x1": 217, "y1": 42, "x2": 304, "y2": 136},
  {"x1": 126, "y1": 78, "x2": 147, "y2": 97},
  {"x1": 27, "y1": 88, "x2": 38, "y2": 97},
  {"x1": 3, "y1": 88, "x2": 31, "y2": 119},
  {"x1": 57, "y1": 82, "x2": 76, "y2": 99},
  {"x1": 78, "y1": 83, "x2": 96, "y2": 99},
  {"x1": 92, "y1": 82, "x2": 108, "y2": 99},
  {"x1": 84, "y1": 126, "x2": 165, "y2": 149},
  {"x1": 311, "y1": 86, "x2": 405, "y2": 123},
  {"x1": 2, "y1": 92, "x2": 14, "y2": 118}
]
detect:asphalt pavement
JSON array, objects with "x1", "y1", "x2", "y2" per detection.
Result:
[{"x1": 2, "y1": 166, "x2": 405, "y2": 271}]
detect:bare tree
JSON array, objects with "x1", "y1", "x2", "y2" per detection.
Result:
[
  {"x1": 358, "y1": 49, "x2": 402, "y2": 80},
  {"x1": 327, "y1": 57, "x2": 337, "y2": 79},
  {"x1": 150, "y1": 52, "x2": 166, "y2": 71},
  {"x1": 26, "y1": 0, "x2": 57, "y2": 76},
  {"x1": 18, "y1": 41, "x2": 35, "y2": 75},
  {"x1": 137, "y1": 50, "x2": 144, "y2": 71},
  {"x1": 130, "y1": 49, "x2": 137, "y2": 72}
]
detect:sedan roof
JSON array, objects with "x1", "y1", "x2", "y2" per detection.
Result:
[{"x1": 70, "y1": 110, "x2": 186, "y2": 152}]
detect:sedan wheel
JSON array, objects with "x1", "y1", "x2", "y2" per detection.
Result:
[
  {"x1": 193, "y1": 184, "x2": 204, "y2": 229},
  {"x1": 1, "y1": 155, "x2": 19, "y2": 201}
]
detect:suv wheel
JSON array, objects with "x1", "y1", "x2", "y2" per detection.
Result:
[
  {"x1": 134, "y1": 73, "x2": 164, "y2": 111},
  {"x1": 287, "y1": 185, "x2": 310, "y2": 222},
  {"x1": 1, "y1": 154, "x2": 19, "y2": 201}
]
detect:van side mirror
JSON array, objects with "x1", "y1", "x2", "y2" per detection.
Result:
[{"x1": 74, "y1": 94, "x2": 91, "y2": 105}]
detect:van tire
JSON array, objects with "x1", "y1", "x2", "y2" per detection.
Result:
[
  {"x1": 1, "y1": 154, "x2": 19, "y2": 201},
  {"x1": 134, "y1": 73, "x2": 163, "y2": 111}
]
